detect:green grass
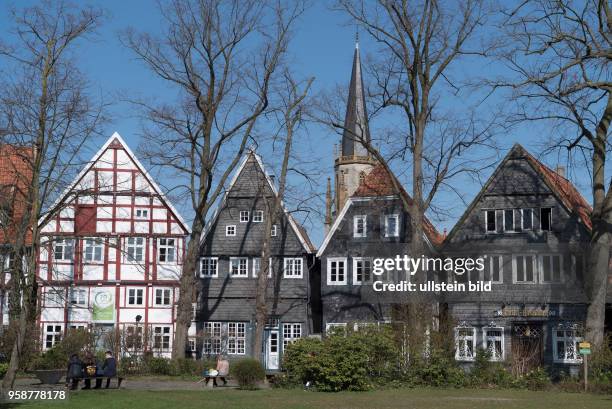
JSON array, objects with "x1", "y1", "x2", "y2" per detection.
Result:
[{"x1": 5, "y1": 388, "x2": 612, "y2": 409}]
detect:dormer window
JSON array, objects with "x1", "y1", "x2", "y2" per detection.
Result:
[{"x1": 384, "y1": 214, "x2": 399, "y2": 238}]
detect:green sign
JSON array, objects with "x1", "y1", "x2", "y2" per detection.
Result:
[
  {"x1": 92, "y1": 288, "x2": 115, "y2": 323},
  {"x1": 579, "y1": 348, "x2": 591, "y2": 355}
]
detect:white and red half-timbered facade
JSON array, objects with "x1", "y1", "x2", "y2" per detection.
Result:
[{"x1": 37, "y1": 132, "x2": 190, "y2": 357}]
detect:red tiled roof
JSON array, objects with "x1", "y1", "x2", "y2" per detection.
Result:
[
  {"x1": 523, "y1": 148, "x2": 592, "y2": 231},
  {"x1": 353, "y1": 164, "x2": 443, "y2": 245},
  {"x1": 0, "y1": 145, "x2": 34, "y2": 245}
]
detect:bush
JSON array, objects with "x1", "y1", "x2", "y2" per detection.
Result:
[
  {"x1": 231, "y1": 358, "x2": 265, "y2": 390},
  {"x1": 30, "y1": 347, "x2": 65, "y2": 370},
  {"x1": 145, "y1": 357, "x2": 171, "y2": 375},
  {"x1": 0, "y1": 362, "x2": 8, "y2": 378},
  {"x1": 169, "y1": 358, "x2": 207, "y2": 377},
  {"x1": 512, "y1": 367, "x2": 551, "y2": 390},
  {"x1": 468, "y1": 349, "x2": 512, "y2": 388},
  {"x1": 411, "y1": 349, "x2": 467, "y2": 388}
]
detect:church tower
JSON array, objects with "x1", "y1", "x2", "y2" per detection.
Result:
[{"x1": 334, "y1": 40, "x2": 376, "y2": 214}]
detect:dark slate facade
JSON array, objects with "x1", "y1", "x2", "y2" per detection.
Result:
[
  {"x1": 196, "y1": 152, "x2": 316, "y2": 371},
  {"x1": 443, "y1": 144, "x2": 591, "y2": 376}
]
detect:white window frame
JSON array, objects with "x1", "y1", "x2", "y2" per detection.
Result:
[
  {"x1": 135, "y1": 208, "x2": 149, "y2": 219},
  {"x1": 271, "y1": 224, "x2": 278, "y2": 237},
  {"x1": 203, "y1": 322, "x2": 222, "y2": 355},
  {"x1": 188, "y1": 338, "x2": 197, "y2": 352},
  {"x1": 384, "y1": 214, "x2": 399, "y2": 238},
  {"x1": 154, "y1": 288, "x2": 172, "y2": 306},
  {"x1": 553, "y1": 327, "x2": 583, "y2": 364},
  {"x1": 127, "y1": 288, "x2": 144, "y2": 306},
  {"x1": 227, "y1": 322, "x2": 246, "y2": 355},
  {"x1": 454, "y1": 326, "x2": 476, "y2": 361},
  {"x1": 152, "y1": 325, "x2": 171, "y2": 351},
  {"x1": 83, "y1": 238, "x2": 103, "y2": 263},
  {"x1": 253, "y1": 257, "x2": 272, "y2": 278},
  {"x1": 253, "y1": 210, "x2": 264, "y2": 223},
  {"x1": 45, "y1": 289, "x2": 64, "y2": 307},
  {"x1": 540, "y1": 207, "x2": 553, "y2": 231},
  {"x1": 485, "y1": 209, "x2": 497, "y2": 233},
  {"x1": 352, "y1": 257, "x2": 372, "y2": 285},
  {"x1": 512, "y1": 254, "x2": 537, "y2": 284},
  {"x1": 239, "y1": 210, "x2": 249, "y2": 223},
  {"x1": 229, "y1": 257, "x2": 248, "y2": 278},
  {"x1": 200, "y1": 257, "x2": 218, "y2": 278},
  {"x1": 521, "y1": 208, "x2": 533, "y2": 230},
  {"x1": 125, "y1": 237, "x2": 145, "y2": 263},
  {"x1": 283, "y1": 257, "x2": 303, "y2": 278},
  {"x1": 327, "y1": 257, "x2": 347, "y2": 285},
  {"x1": 483, "y1": 327, "x2": 505, "y2": 361},
  {"x1": 53, "y1": 238, "x2": 74, "y2": 261},
  {"x1": 484, "y1": 255, "x2": 503, "y2": 284},
  {"x1": 353, "y1": 215, "x2": 367, "y2": 238},
  {"x1": 325, "y1": 322, "x2": 347, "y2": 333},
  {"x1": 282, "y1": 323, "x2": 302, "y2": 348},
  {"x1": 45, "y1": 324, "x2": 63, "y2": 349},
  {"x1": 539, "y1": 254, "x2": 563, "y2": 283},
  {"x1": 503, "y1": 209, "x2": 515, "y2": 232},
  {"x1": 70, "y1": 288, "x2": 87, "y2": 306},
  {"x1": 157, "y1": 238, "x2": 176, "y2": 263},
  {"x1": 226, "y1": 225, "x2": 236, "y2": 237}
]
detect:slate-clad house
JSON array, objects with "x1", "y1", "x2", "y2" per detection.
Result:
[
  {"x1": 197, "y1": 151, "x2": 316, "y2": 371},
  {"x1": 443, "y1": 144, "x2": 592, "y2": 374},
  {"x1": 37, "y1": 133, "x2": 190, "y2": 357}
]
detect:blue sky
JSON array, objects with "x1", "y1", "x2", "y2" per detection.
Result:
[{"x1": 0, "y1": 0, "x2": 594, "y2": 246}]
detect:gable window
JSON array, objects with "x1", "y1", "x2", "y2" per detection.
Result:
[
  {"x1": 125, "y1": 237, "x2": 145, "y2": 262},
  {"x1": 154, "y1": 288, "x2": 171, "y2": 306},
  {"x1": 153, "y1": 325, "x2": 171, "y2": 351},
  {"x1": 229, "y1": 257, "x2": 248, "y2": 277},
  {"x1": 283, "y1": 258, "x2": 303, "y2": 278},
  {"x1": 54, "y1": 238, "x2": 74, "y2": 261},
  {"x1": 540, "y1": 254, "x2": 562, "y2": 283},
  {"x1": 513, "y1": 255, "x2": 536, "y2": 283},
  {"x1": 327, "y1": 258, "x2": 347, "y2": 285},
  {"x1": 353, "y1": 257, "x2": 372, "y2": 284},
  {"x1": 540, "y1": 207, "x2": 552, "y2": 231},
  {"x1": 484, "y1": 255, "x2": 503, "y2": 283},
  {"x1": 353, "y1": 215, "x2": 367, "y2": 238},
  {"x1": 83, "y1": 238, "x2": 103, "y2": 262},
  {"x1": 483, "y1": 327, "x2": 504, "y2": 361},
  {"x1": 485, "y1": 210, "x2": 497, "y2": 232},
  {"x1": 240, "y1": 211, "x2": 249, "y2": 223},
  {"x1": 135, "y1": 209, "x2": 149, "y2": 219},
  {"x1": 227, "y1": 322, "x2": 246, "y2": 354},
  {"x1": 504, "y1": 209, "x2": 514, "y2": 232},
  {"x1": 45, "y1": 289, "x2": 63, "y2": 307},
  {"x1": 253, "y1": 257, "x2": 272, "y2": 278},
  {"x1": 455, "y1": 326, "x2": 476, "y2": 361},
  {"x1": 226, "y1": 225, "x2": 236, "y2": 236},
  {"x1": 128, "y1": 288, "x2": 144, "y2": 305},
  {"x1": 157, "y1": 238, "x2": 176, "y2": 263},
  {"x1": 70, "y1": 288, "x2": 87, "y2": 306},
  {"x1": 271, "y1": 224, "x2": 278, "y2": 237},
  {"x1": 45, "y1": 325, "x2": 62, "y2": 349},
  {"x1": 553, "y1": 327, "x2": 583, "y2": 363},
  {"x1": 283, "y1": 323, "x2": 302, "y2": 348},
  {"x1": 200, "y1": 257, "x2": 218, "y2": 278},
  {"x1": 522, "y1": 208, "x2": 533, "y2": 230},
  {"x1": 253, "y1": 210, "x2": 264, "y2": 223},
  {"x1": 384, "y1": 214, "x2": 399, "y2": 238},
  {"x1": 203, "y1": 322, "x2": 222, "y2": 355}
]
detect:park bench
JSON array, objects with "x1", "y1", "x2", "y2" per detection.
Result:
[
  {"x1": 197, "y1": 374, "x2": 230, "y2": 388},
  {"x1": 70, "y1": 375, "x2": 124, "y2": 389}
]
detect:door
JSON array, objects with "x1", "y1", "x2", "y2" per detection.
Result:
[
  {"x1": 265, "y1": 330, "x2": 279, "y2": 370},
  {"x1": 511, "y1": 323, "x2": 544, "y2": 376},
  {"x1": 75, "y1": 205, "x2": 97, "y2": 234}
]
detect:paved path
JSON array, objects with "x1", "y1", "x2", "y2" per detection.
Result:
[{"x1": 13, "y1": 376, "x2": 242, "y2": 391}]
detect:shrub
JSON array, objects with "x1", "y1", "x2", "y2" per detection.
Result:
[
  {"x1": 30, "y1": 347, "x2": 65, "y2": 370},
  {"x1": 0, "y1": 362, "x2": 8, "y2": 378},
  {"x1": 512, "y1": 367, "x2": 551, "y2": 390},
  {"x1": 145, "y1": 357, "x2": 171, "y2": 375},
  {"x1": 411, "y1": 348, "x2": 467, "y2": 388},
  {"x1": 170, "y1": 358, "x2": 207, "y2": 377},
  {"x1": 468, "y1": 349, "x2": 512, "y2": 388},
  {"x1": 231, "y1": 358, "x2": 265, "y2": 390}
]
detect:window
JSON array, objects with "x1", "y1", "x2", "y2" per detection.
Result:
[
  {"x1": 154, "y1": 288, "x2": 171, "y2": 306},
  {"x1": 484, "y1": 255, "x2": 503, "y2": 283},
  {"x1": 455, "y1": 327, "x2": 476, "y2": 361},
  {"x1": 325, "y1": 323, "x2": 347, "y2": 333},
  {"x1": 45, "y1": 325, "x2": 62, "y2": 349},
  {"x1": 54, "y1": 238, "x2": 74, "y2": 261},
  {"x1": 135, "y1": 209, "x2": 149, "y2": 219},
  {"x1": 240, "y1": 211, "x2": 249, "y2": 222},
  {"x1": 540, "y1": 208, "x2": 552, "y2": 231},
  {"x1": 553, "y1": 327, "x2": 583, "y2": 363},
  {"x1": 283, "y1": 258, "x2": 303, "y2": 278},
  {"x1": 282, "y1": 323, "x2": 302, "y2": 348},
  {"x1": 226, "y1": 225, "x2": 236, "y2": 236},
  {"x1": 253, "y1": 258, "x2": 272, "y2": 278},
  {"x1": 504, "y1": 209, "x2": 514, "y2": 232},
  {"x1": 153, "y1": 326, "x2": 171, "y2": 351},
  {"x1": 483, "y1": 327, "x2": 504, "y2": 361},
  {"x1": 70, "y1": 288, "x2": 87, "y2": 306},
  {"x1": 513, "y1": 255, "x2": 536, "y2": 283},
  {"x1": 200, "y1": 257, "x2": 218, "y2": 278},
  {"x1": 125, "y1": 325, "x2": 143, "y2": 349},
  {"x1": 253, "y1": 210, "x2": 263, "y2": 223},
  {"x1": 203, "y1": 322, "x2": 222, "y2": 355},
  {"x1": 540, "y1": 254, "x2": 562, "y2": 283},
  {"x1": 188, "y1": 338, "x2": 197, "y2": 352},
  {"x1": 45, "y1": 290, "x2": 63, "y2": 307},
  {"x1": 353, "y1": 215, "x2": 367, "y2": 238},
  {"x1": 327, "y1": 258, "x2": 347, "y2": 285},
  {"x1": 384, "y1": 214, "x2": 399, "y2": 237},
  {"x1": 157, "y1": 238, "x2": 176, "y2": 263},
  {"x1": 271, "y1": 225, "x2": 278, "y2": 237},
  {"x1": 125, "y1": 237, "x2": 145, "y2": 262},
  {"x1": 128, "y1": 288, "x2": 144, "y2": 306},
  {"x1": 485, "y1": 210, "x2": 497, "y2": 232},
  {"x1": 522, "y1": 208, "x2": 533, "y2": 230},
  {"x1": 229, "y1": 257, "x2": 248, "y2": 277},
  {"x1": 83, "y1": 238, "x2": 103, "y2": 262},
  {"x1": 227, "y1": 322, "x2": 246, "y2": 354},
  {"x1": 353, "y1": 257, "x2": 372, "y2": 284}
]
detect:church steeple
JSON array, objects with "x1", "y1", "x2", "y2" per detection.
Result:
[{"x1": 341, "y1": 39, "x2": 370, "y2": 158}]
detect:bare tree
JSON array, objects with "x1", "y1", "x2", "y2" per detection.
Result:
[
  {"x1": 121, "y1": 0, "x2": 305, "y2": 358},
  {"x1": 498, "y1": 0, "x2": 611, "y2": 346},
  {"x1": 0, "y1": 0, "x2": 105, "y2": 393}
]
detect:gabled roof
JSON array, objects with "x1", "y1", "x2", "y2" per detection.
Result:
[
  {"x1": 444, "y1": 143, "x2": 592, "y2": 242},
  {"x1": 39, "y1": 132, "x2": 190, "y2": 234},
  {"x1": 200, "y1": 151, "x2": 316, "y2": 253}
]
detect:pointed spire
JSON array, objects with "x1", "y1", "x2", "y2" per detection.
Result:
[
  {"x1": 324, "y1": 177, "x2": 333, "y2": 233},
  {"x1": 341, "y1": 39, "x2": 370, "y2": 158}
]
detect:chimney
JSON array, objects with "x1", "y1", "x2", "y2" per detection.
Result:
[{"x1": 555, "y1": 165, "x2": 565, "y2": 178}]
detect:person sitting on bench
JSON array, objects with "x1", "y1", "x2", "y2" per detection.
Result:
[
  {"x1": 94, "y1": 350, "x2": 117, "y2": 389},
  {"x1": 206, "y1": 355, "x2": 229, "y2": 387}
]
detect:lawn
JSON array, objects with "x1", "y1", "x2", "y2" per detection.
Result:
[{"x1": 5, "y1": 388, "x2": 612, "y2": 409}]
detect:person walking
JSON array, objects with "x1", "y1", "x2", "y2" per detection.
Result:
[{"x1": 66, "y1": 353, "x2": 83, "y2": 390}]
